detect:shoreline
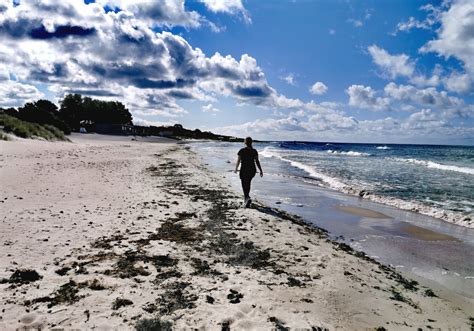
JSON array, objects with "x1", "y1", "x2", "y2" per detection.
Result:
[
  {"x1": 0, "y1": 135, "x2": 472, "y2": 329},
  {"x1": 256, "y1": 144, "x2": 473, "y2": 229}
]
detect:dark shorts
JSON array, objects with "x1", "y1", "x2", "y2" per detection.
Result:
[{"x1": 239, "y1": 170, "x2": 256, "y2": 180}]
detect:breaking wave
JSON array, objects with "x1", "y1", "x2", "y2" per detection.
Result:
[
  {"x1": 391, "y1": 158, "x2": 474, "y2": 175},
  {"x1": 261, "y1": 147, "x2": 347, "y2": 190},
  {"x1": 327, "y1": 150, "x2": 370, "y2": 157},
  {"x1": 261, "y1": 147, "x2": 473, "y2": 228}
]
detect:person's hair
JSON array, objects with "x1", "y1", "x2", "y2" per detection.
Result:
[{"x1": 245, "y1": 136, "x2": 253, "y2": 147}]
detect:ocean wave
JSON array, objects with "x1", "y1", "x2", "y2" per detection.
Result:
[
  {"x1": 261, "y1": 148, "x2": 473, "y2": 228},
  {"x1": 327, "y1": 150, "x2": 370, "y2": 157},
  {"x1": 261, "y1": 147, "x2": 347, "y2": 190},
  {"x1": 376, "y1": 146, "x2": 390, "y2": 150},
  {"x1": 391, "y1": 158, "x2": 474, "y2": 175}
]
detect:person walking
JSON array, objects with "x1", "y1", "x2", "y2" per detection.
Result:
[{"x1": 235, "y1": 137, "x2": 263, "y2": 207}]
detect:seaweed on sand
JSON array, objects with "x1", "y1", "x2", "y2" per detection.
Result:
[
  {"x1": 1, "y1": 269, "x2": 42, "y2": 285},
  {"x1": 157, "y1": 282, "x2": 198, "y2": 315},
  {"x1": 29, "y1": 280, "x2": 82, "y2": 308},
  {"x1": 389, "y1": 287, "x2": 419, "y2": 309},
  {"x1": 104, "y1": 249, "x2": 179, "y2": 279},
  {"x1": 104, "y1": 250, "x2": 151, "y2": 278},
  {"x1": 112, "y1": 297, "x2": 133, "y2": 310},
  {"x1": 135, "y1": 317, "x2": 173, "y2": 331},
  {"x1": 268, "y1": 316, "x2": 290, "y2": 331}
]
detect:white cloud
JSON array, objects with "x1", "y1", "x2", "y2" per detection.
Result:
[
  {"x1": 367, "y1": 45, "x2": 452, "y2": 89},
  {"x1": 368, "y1": 45, "x2": 415, "y2": 79},
  {"x1": 202, "y1": 103, "x2": 220, "y2": 112},
  {"x1": 443, "y1": 71, "x2": 471, "y2": 93},
  {"x1": 309, "y1": 81, "x2": 328, "y2": 95},
  {"x1": 199, "y1": 0, "x2": 251, "y2": 23},
  {"x1": 283, "y1": 73, "x2": 296, "y2": 86},
  {"x1": 346, "y1": 84, "x2": 390, "y2": 111},
  {"x1": 347, "y1": 18, "x2": 363, "y2": 28},
  {"x1": 132, "y1": 117, "x2": 177, "y2": 127},
  {"x1": 394, "y1": 3, "x2": 442, "y2": 35},
  {"x1": 420, "y1": 0, "x2": 474, "y2": 77},
  {"x1": 0, "y1": 0, "x2": 306, "y2": 114},
  {"x1": 96, "y1": 0, "x2": 202, "y2": 28},
  {"x1": 384, "y1": 82, "x2": 464, "y2": 110},
  {"x1": 0, "y1": 79, "x2": 44, "y2": 107}
]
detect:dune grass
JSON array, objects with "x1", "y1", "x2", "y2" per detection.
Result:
[{"x1": 0, "y1": 113, "x2": 67, "y2": 141}]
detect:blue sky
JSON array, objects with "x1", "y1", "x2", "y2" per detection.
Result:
[{"x1": 0, "y1": 0, "x2": 473, "y2": 144}]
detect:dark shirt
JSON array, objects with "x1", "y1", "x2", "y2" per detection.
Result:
[{"x1": 238, "y1": 147, "x2": 258, "y2": 176}]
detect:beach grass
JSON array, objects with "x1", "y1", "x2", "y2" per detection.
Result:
[{"x1": 0, "y1": 113, "x2": 67, "y2": 141}]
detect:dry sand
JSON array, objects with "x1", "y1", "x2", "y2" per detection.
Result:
[{"x1": 0, "y1": 134, "x2": 472, "y2": 330}]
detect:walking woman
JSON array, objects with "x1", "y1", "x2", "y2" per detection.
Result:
[{"x1": 235, "y1": 137, "x2": 263, "y2": 207}]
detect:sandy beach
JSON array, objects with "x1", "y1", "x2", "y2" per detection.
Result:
[{"x1": 0, "y1": 134, "x2": 472, "y2": 330}]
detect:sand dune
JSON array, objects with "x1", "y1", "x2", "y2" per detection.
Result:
[{"x1": 0, "y1": 134, "x2": 471, "y2": 330}]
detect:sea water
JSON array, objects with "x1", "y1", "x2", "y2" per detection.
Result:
[{"x1": 189, "y1": 140, "x2": 474, "y2": 299}]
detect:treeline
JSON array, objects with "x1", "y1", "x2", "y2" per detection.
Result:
[
  {"x1": 1, "y1": 94, "x2": 243, "y2": 142},
  {"x1": 1, "y1": 94, "x2": 133, "y2": 135}
]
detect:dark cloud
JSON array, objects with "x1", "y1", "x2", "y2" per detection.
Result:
[
  {"x1": 29, "y1": 25, "x2": 96, "y2": 39},
  {"x1": 67, "y1": 89, "x2": 120, "y2": 97},
  {"x1": 132, "y1": 78, "x2": 195, "y2": 89},
  {"x1": 167, "y1": 90, "x2": 195, "y2": 99},
  {"x1": 232, "y1": 84, "x2": 272, "y2": 98}
]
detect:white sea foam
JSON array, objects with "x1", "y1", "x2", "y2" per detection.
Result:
[
  {"x1": 261, "y1": 147, "x2": 347, "y2": 190},
  {"x1": 327, "y1": 150, "x2": 370, "y2": 157},
  {"x1": 391, "y1": 158, "x2": 474, "y2": 175},
  {"x1": 376, "y1": 146, "x2": 390, "y2": 150}
]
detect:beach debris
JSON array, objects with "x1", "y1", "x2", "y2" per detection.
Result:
[
  {"x1": 104, "y1": 250, "x2": 152, "y2": 278},
  {"x1": 206, "y1": 295, "x2": 215, "y2": 304},
  {"x1": 1, "y1": 269, "x2": 42, "y2": 285},
  {"x1": 424, "y1": 289, "x2": 437, "y2": 297},
  {"x1": 28, "y1": 280, "x2": 82, "y2": 308},
  {"x1": 227, "y1": 289, "x2": 243, "y2": 304},
  {"x1": 112, "y1": 298, "x2": 133, "y2": 310},
  {"x1": 389, "y1": 287, "x2": 419, "y2": 309},
  {"x1": 55, "y1": 266, "x2": 71, "y2": 276},
  {"x1": 287, "y1": 276, "x2": 304, "y2": 287},
  {"x1": 149, "y1": 218, "x2": 202, "y2": 244},
  {"x1": 87, "y1": 278, "x2": 106, "y2": 290},
  {"x1": 135, "y1": 317, "x2": 173, "y2": 331},
  {"x1": 221, "y1": 320, "x2": 231, "y2": 331},
  {"x1": 191, "y1": 258, "x2": 221, "y2": 276},
  {"x1": 142, "y1": 302, "x2": 158, "y2": 313},
  {"x1": 268, "y1": 316, "x2": 289, "y2": 331},
  {"x1": 157, "y1": 282, "x2": 198, "y2": 314}
]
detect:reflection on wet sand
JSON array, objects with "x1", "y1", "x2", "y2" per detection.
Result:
[
  {"x1": 400, "y1": 223, "x2": 460, "y2": 242},
  {"x1": 337, "y1": 205, "x2": 392, "y2": 219}
]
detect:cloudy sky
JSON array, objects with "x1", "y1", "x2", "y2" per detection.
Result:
[{"x1": 0, "y1": 0, "x2": 473, "y2": 144}]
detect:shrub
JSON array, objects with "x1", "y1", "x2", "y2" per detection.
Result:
[{"x1": 0, "y1": 113, "x2": 67, "y2": 141}]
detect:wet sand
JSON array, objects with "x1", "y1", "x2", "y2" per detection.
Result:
[
  {"x1": 400, "y1": 223, "x2": 460, "y2": 242},
  {"x1": 337, "y1": 205, "x2": 392, "y2": 219},
  {"x1": 0, "y1": 134, "x2": 472, "y2": 330}
]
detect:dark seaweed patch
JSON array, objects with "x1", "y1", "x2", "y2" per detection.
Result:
[
  {"x1": 135, "y1": 318, "x2": 173, "y2": 331},
  {"x1": 5, "y1": 269, "x2": 42, "y2": 285},
  {"x1": 112, "y1": 297, "x2": 133, "y2": 310},
  {"x1": 30, "y1": 280, "x2": 82, "y2": 308},
  {"x1": 157, "y1": 282, "x2": 198, "y2": 314},
  {"x1": 268, "y1": 316, "x2": 289, "y2": 331}
]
